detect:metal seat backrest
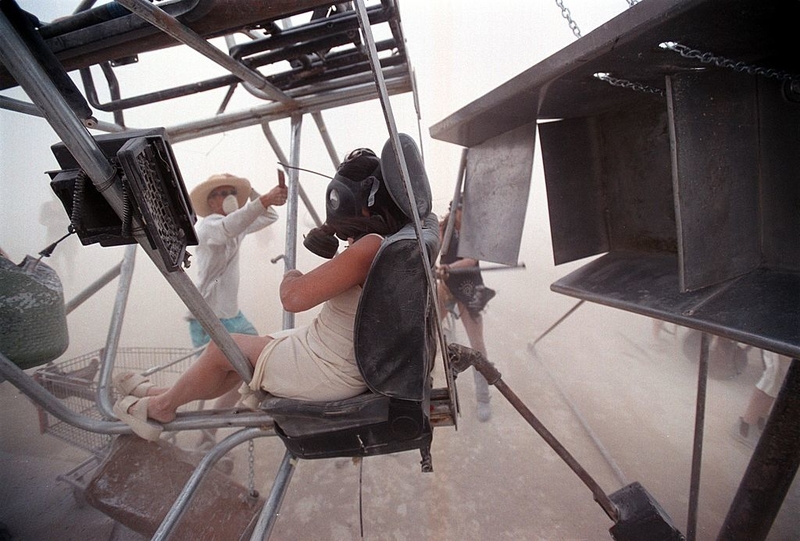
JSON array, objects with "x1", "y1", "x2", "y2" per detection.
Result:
[{"x1": 355, "y1": 216, "x2": 439, "y2": 401}]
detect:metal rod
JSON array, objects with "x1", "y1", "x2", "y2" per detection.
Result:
[
  {"x1": 529, "y1": 300, "x2": 585, "y2": 349},
  {"x1": 152, "y1": 428, "x2": 273, "y2": 541},
  {"x1": 260, "y1": 121, "x2": 322, "y2": 228},
  {"x1": 0, "y1": 95, "x2": 124, "y2": 132},
  {"x1": 452, "y1": 345, "x2": 619, "y2": 522},
  {"x1": 282, "y1": 114, "x2": 302, "y2": 331},
  {"x1": 493, "y1": 377, "x2": 620, "y2": 522},
  {"x1": 96, "y1": 244, "x2": 137, "y2": 418},
  {"x1": 0, "y1": 10, "x2": 118, "y2": 195},
  {"x1": 717, "y1": 359, "x2": 800, "y2": 540},
  {"x1": 687, "y1": 332, "x2": 710, "y2": 541},
  {"x1": 250, "y1": 449, "x2": 299, "y2": 541},
  {"x1": 114, "y1": 0, "x2": 295, "y2": 105},
  {"x1": 440, "y1": 148, "x2": 468, "y2": 257},
  {"x1": 166, "y1": 69, "x2": 411, "y2": 143},
  {"x1": 64, "y1": 260, "x2": 123, "y2": 314},
  {"x1": 529, "y1": 349, "x2": 629, "y2": 487},
  {"x1": 311, "y1": 111, "x2": 341, "y2": 168},
  {"x1": 446, "y1": 262, "x2": 526, "y2": 274},
  {"x1": 0, "y1": 352, "x2": 276, "y2": 435}
]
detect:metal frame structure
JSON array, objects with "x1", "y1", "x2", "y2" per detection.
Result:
[
  {"x1": 0, "y1": 1, "x2": 455, "y2": 539},
  {"x1": 430, "y1": 1, "x2": 799, "y2": 539}
]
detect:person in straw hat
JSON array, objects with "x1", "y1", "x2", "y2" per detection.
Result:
[{"x1": 184, "y1": 173, "x2": 287, "y2": 447}]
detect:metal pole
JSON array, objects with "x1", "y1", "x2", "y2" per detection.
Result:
[
  {"x1": 165, "y1": 69, "x2": 411, "y2": 143},
  {"x1": 282, "y1": 114, "x2": 302, "y2": 330},
  {"x1": 64, "y1": 261, "x2": 123, "y2": 314},
  {"x1": 260, "y1": 120, "x2": 322, "y2": 228},
  {"x1": 440, "y1": 148, "x2": 468, "y2": 257},
  {"x1": 96, "y1": 244, "x2": 137, "y2": 418},
  {"x1": 0, "y1": 11, "x2": 117, "y2": 199},
  {"x1": 311, "y1": 111, "x2": 341, "y2": 168},
  {"x1": 449, "y1": 344, "x2": 620, "y2": 522},
  {"x1": 152, "y1": 428, "x2": 273, "y2": 541},
  {"x1": 250, "y1": 450, "x2": 299, "y2": 541},
  {"x1": 0, "y1": 352, "x2": 275, "y2": 435},
  {"x1": 717, "y1": 359, "x2": 800, "y2": 540},
  {"x1": 687, "y1": 332, "x2": 710, "y2": 540},
  {"x1": 528, "y1": 300, "x2": 585, "y2": 349}
]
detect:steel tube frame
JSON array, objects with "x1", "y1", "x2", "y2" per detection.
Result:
[
  {"x1": 114, "y1": 0, "x2": 295, "y2": 106},
  {"x1": 717, "y1": 359, "x2": 800, "y2": 540},
  {"x1": 152, "y1": 427, "x2": 274, "y2": 541},
  {"x1": 64, "y1": 260, "x2": 123, "y2": 314},
  {"x1": 96, "y1": 244, "x2": 137, "y2": 418},
  {"x1": 687, "y1": 332, "x2": 710, "y2": 540},
  {"x1": 282, "y1": 114, "x2": 302, "y2": 330},
  {"x1": 249, "y1": 450, "x2": 299, "y2": 541},
  {"x1": 0, "y1": 352, "x2": 276, "y2": 435},
  {"x1": 166, "y1": 69, "x2": 411, "y2": 142},
  {"x1": 260, "y1": 120, "x2": 323, "y2": 228},
  {"x1": 0, "y1": 8, "x2": 258, "y2": 400}
]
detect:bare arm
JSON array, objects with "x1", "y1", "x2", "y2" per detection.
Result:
[{"x1": 280, "y1": 234, "x2": 382, "y2": 313}]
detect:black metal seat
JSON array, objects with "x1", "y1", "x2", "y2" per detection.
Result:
[
  {"x1": 260, "y1": 134, "x2": 440, "y2": 467},
  {"x1": 261, "y1": 218, "x2": 439, "y2": 464}
]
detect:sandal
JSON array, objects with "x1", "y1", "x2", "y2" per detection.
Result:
[
  {"x1": 113, "y1": 371, "x2": 155, "y2": 398},
  {"x1": 113, "y1": 395, "x2": 163, "y2": 441}
]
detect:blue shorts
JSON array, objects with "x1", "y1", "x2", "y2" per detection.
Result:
[{"x1": 189, "y1": 311, "x2": 258, "y2": 348}]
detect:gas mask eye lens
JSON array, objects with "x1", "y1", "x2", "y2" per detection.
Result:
[{"x1": 329, "y1": 189, "x2": 340, "y2": 209}]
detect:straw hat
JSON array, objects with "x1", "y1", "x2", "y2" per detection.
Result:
[{"x1": 189, "y1": 173, "x2": 251, "y2": 217}]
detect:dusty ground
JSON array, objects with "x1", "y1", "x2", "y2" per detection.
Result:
[{"x1": 1, "y1": 289, "x2": 798, "y2": 540}]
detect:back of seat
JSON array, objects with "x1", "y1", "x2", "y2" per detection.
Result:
[{"x1": 355, "y1": 217, "x2": 439, "y2": 400}]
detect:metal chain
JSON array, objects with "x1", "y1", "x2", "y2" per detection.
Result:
[
  {"x1": 593, "y1": 72, "x2": 665, "y2": 97},
  {"x1": 247, "y1": 439, "x2": 258, "y2": 499},
  {"x1": 554, "y1": 0, "x2": 581, "y2": 38},
  {"x1": 659, "y1": 41, "x2": 798, "y2": 83}
]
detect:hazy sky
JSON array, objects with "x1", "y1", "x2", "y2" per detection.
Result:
[{"x1": 0, "y1": 0, "x2": 630, "y2": 355}]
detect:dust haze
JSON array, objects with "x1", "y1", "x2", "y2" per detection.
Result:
[{"x1": 1, "y1": 1, "x2": 797, "y2": 539}]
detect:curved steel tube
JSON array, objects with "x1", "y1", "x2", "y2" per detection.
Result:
[{"x1": 152, "y1": 427, "x2": 274, "y2": 541}]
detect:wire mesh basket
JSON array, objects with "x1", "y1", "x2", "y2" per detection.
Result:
[{"x1": 33, "y1": 346, "x2": 200, "y2": 457}]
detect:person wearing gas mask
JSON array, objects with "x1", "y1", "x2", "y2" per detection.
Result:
[
  {"x1": 181, "y1": 173, "x2": 287, "y2": 448},
  {"x1": 113, "y1": 150, "x2": 412, "y2": 441}
]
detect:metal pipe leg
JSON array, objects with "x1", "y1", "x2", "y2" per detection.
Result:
[
  {"x1": 717, "y1": 359, "x2": 800, "y2": 540},
  {"x1": 249, "y1": 449, "x2": 299, "y2": 541}
]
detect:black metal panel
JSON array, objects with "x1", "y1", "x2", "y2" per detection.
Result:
[
  {"x1": 758, "y1": 77, "x2": 800, "y2": 272},
  {"x1": 540, "y1": 101, "x2": 675, "y2": 266},
  {"x1": 430, "y1": 0, "x2": 800, "y2": 148},
  {"x1": 460, "y1": 123, "x2": 535, "y2": 266},
  {"x1": 668, "y1": 70, "x2": 761, "y2": 292},
  {"x1": 539, "y1": 117, "x2": 608, "y2": 265},
  {"x1": 551, "y1": 251, "x2": 800, "y2": 360}
]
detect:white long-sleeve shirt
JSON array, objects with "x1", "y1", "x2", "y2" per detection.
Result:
[{"x1": 193, "y1": 199, "x2": 279, "y2": 319}]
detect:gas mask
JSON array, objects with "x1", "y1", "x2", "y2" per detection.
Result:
[
  {"x1": 303, "y1": 150, "x2": 382, "y2": 259},
  {"x1": 222, "y1": 194, "x2": 240, "y2": 215}
]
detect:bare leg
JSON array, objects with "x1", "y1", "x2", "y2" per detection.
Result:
[
  {"x1": 437, "y1": 280, "x2": 452, "y2": 322},
  {"x1": 145, "y1": 334, "x2": 271, "y2": 423},
  {"x1": 742, "y1": 388, "x2": 774, "y2": 427}
]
